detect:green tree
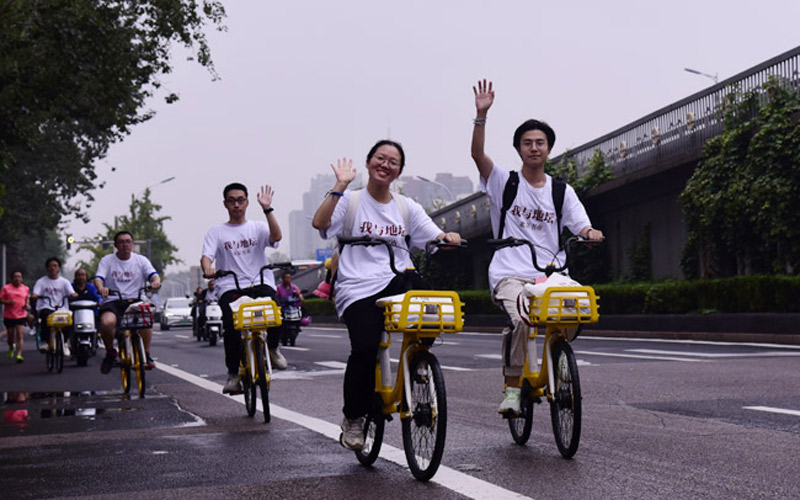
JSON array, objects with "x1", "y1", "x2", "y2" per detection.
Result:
[
  {"x1": 0, "y1": 0, "x2": 225, "y2": 245},
  {"x1": 77, "y1": 189, "x2": 180, "y2": 275},
  {"x1": 680, "y1": 77, "x2": 800, "y2": 277}
]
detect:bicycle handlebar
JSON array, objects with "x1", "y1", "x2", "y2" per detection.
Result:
[
  {"x1": 338, "y1": 236, "x2": 468, "y2": 277},
  {"x1": 209, "y1": 264, "x2": 285, "y2": 290},
  {"x1": 105, "y1": 285, "x2": 154, "y2": 302},
  {"x1": 486, "y1": 235, "x2": 601, "y2": 276}
]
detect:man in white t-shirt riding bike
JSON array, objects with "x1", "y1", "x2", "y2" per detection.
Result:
[
  {"x1": 94, "y1": 231, "x2": 162, "y2": 374},
  {"x1": 471, "y1": 79, "x2": 604, "y2": 415},
  {"x1": 201, "y1": 182, "x2": 286, "y2": 395}
]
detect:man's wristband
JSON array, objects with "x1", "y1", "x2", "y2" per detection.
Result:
[
  {"x1": 263, "y1": 207, "x2": 274, "y2": 215},
  {"x1": 473, "y1": 117, "x2": 486, "y2": 125},
  {"x1": 326, "y1": 191, "x2": 344, "y2": 198}
]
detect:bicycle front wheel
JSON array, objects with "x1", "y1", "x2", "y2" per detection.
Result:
[
  {"x1": 46, "y1": 335, "x2": 55, "y2": 372},
  {"x1": 132, "y1": 334, "x2": 146, "y2": 397},
  {"x1": 253, "y1": 340, "x2": 270, "y2": 423},
  {"x1": 549, "y1": 339, "x2": 582, "y2": 458},
  {"x1": 401, "y1": 350, "x2": 447, "y2": 482},
  {"x1": 55, "y1": 332, "x2": 64, "y2": 373},
  {"x1": 356, "y1": 395, "x2": 385, "y2": 466},
  {"x1": 119, "y1": 339, "x2": 131, "y2": 394},
  {"x1": 242, "y1": 342, "x2": 257, "y2": 417},
  {"x1": 508, "y1": 379, "x2": 535, "y2": 445}
]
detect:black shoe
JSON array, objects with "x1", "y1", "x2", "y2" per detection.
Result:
[
  {"x1": 145, "y1": 353, "x2": 155, "y2": 370},
  {"x1": 100, "y1": 349, "x2": 117, "y2": 374}
]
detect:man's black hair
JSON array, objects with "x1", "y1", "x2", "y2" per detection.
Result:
[
  {"x1": 513, "y1": 119, "x2": 556, "y2": 150},
  {"x1": 223, "y1": 182, "x2": 248, "y2": 199},
  {"x1": 367, "y1": 139, "x2": 406, "y2": 173},
  {"x1": 113, "y1": 231, "x2": 134, "y2": 245},
  {"x1": 45, "y1": 257, "x2": 62, "y2": 268}
]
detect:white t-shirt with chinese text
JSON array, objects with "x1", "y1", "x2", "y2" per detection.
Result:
[
  {"x1": 95, "y1": 253, "x2": 158, "y2": 301},
  {"x1": 319, "y1": 190, "x2": 443, "y2": 317},
  {"x1": 33, "y1": 276, "x2": 75, "y2": 312},
  {"x1": 202, "y1": 220, "x2": 279, "y2": 296},
  {"x1": 481, "y1": 165, "x2": 591, "y2": 291}
]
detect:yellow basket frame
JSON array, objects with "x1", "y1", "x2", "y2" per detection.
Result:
[
  {"x1": 528, "y1": 286, "x2": 600, "y2": 325},
  {"x1": 233, "y1": 299, "x2": 282, "y2": 331},
  {"x1": 46, "y1": 311, "x2": 73, "y2": 327},
  {"x1": 382, "y1": 290, "x2": 464, "y2": 334}
]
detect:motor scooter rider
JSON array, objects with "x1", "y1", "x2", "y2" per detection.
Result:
[
  {"x1": 71, "y1": 268, "x2": 101, "y2": 353},
  {"x1": 196, "y1": 280, "x2": 217, "y2": 334},
  {"x1": 276, "y1": 272, "x2": 303, "y2": 307}
]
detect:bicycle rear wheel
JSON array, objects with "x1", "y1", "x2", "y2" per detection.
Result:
[
  {"x1": 549, "y1": 339, "x2": 582, "y2": 458},
  {"x1": 46, "y1": 335, "x2": 54, "y2": 372},
  {"x1": 119, "y1": 338, "x2": 131, "y2": 394},
  {"x1": 55, "y1": 332, "x2": 64, "y2": 373},
  {"x1": 508, "y1": 379, "x2": 535, "y2": 445},
  {"x1": 356, "y1": 396, "x2": 385, "y2": 466},
  {"x1": 401, "y1": 350, "x2": 447, "y2": 482},
  {"x1": 132, "y1": 334, "x2": 146, "y2": 397},
  {"x1": 254, "y1": 340, "x2": 270, "y2": 423}
]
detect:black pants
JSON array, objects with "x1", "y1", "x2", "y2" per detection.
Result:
[
  {"x1": 341, "y1": 278, "x2": 409, "y2": 419},
  {"x1": 219, "y1": 285, "x2": 279, "y2": 376}
]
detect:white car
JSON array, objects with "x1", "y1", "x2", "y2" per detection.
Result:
[{"x1": 160, "y1": 297, "x2": 193, "y2": 330}]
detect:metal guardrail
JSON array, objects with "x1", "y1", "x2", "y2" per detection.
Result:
[{"x1": 551, "y1": 45, "x2": 800, "y2": 178}]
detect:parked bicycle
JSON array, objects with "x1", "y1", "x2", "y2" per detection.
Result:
[
  {"x1": 487, "y1": 235, "x2": 600, "y2": 458},
  {"x1": 211, "y1": 266, "x2": 284, "y2": 423},
  {"x1": 339, "y1": 236, "x2": 466, "y2": 482},
  {"x1": 108, "y1": 287, "x2": 155, "y2": 398}
]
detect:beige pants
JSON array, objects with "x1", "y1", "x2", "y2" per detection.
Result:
[{"x1": 492, "y1": 277, "x2": 536, "y2": 378}]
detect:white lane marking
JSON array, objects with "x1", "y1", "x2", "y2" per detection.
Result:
[
  {"x1": 627, "y1": 349, "x2": 800, "y2": 358},
  {"x1": 157, "y1": 363, "x2": 531, "y2": 500},
  {"x1": 581, "y1": 336, "x2": 800, "y2": 350},
  {"x1": 389, "y1": 358, "x2": 473, "y2": 372},
  {"x1": 272, "y1": 369, "x2": 344, "y2": 380},
  {"x1": 282, "y1": 346, "x2": 310, "y2": 352},
  {"x1": 475, "y1": 354, "x2": 502, "y2": 360},
  {"x1": 575, "y1": 351, "x2": 708, "y2": 362},
  {"x1": 743, "y1": 406, "x2": 800, "y2": 417},
  {"x1": 307, "y1": 334, "x2": 343, "y2": 339},
  {"x1": 175, "y1": 335, "x2": 190, "y2": 339},
  {"x1": 316, "y1": 361, "x2": 347, "y2": 369}
]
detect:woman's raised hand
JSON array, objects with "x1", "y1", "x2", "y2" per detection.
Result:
[{"x1": 331, "y1": 157, "x2": 356, "y2": 184}]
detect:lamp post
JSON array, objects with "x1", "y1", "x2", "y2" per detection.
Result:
[
  {"x1": 138, "y1": 176, "x2": 176, "y2": 197},
  {"x1": 684, "y1": 67, "x2": 718, "y2": 84},
  {"x1": 416, "y1": 176, "x2": 454, "y2": 200}
]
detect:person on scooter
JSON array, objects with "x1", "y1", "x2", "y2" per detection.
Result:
[
  {"x1": 70, "y1": 268, "x2": 101, "y2": 355},
  {"x1": 195, "y1": 279, "x2": 217, "y2": 336},
  {"x1": 276, "y1": 272, "x2": 303, "y2": 306}
]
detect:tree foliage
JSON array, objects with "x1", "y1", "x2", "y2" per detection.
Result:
[
  {"x1": 680, "y1": 77, "x2": 800, "y2": 277},
  {"x1": 76, "y1": 189, "x2": 181, "y2": 275},
  {"x1": 0, "y1": 0, "x2": 226, "y2": 244}
]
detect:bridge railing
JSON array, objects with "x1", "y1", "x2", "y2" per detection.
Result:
[{"x1": 552, "y1": 45, "x2": 800, "y2": 178}]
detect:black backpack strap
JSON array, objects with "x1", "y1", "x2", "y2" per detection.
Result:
[
  {"x1": 497, "y1": 170, "x2": 519, "y2": 238},
  {"x1": 552, "y1": 177, "x2": 567, "y2": 249}
]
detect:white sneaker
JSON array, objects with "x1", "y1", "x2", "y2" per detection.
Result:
[
  {"x1": 63, "y1": 343, "x2": 71, "y2": 358},
  {"x1": 222, "y1": 374, "x2": 242, "y2": 394},
  {"x1": 269, "y1": 347, "x2": 288, "y2": 370},
  {"x1": 498, "y1": 387, "x2": 522, "y2": 415},
  {"x1": 339, "y1": 417, "x2": 365, "y2": 450}
]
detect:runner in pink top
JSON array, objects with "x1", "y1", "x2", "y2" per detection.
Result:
[{"x1": 0, "y1": 271, "x2": 31, "y2": 362}]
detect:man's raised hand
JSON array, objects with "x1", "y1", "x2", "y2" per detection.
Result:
[
  {"x1": 257, "y1": 185, "x2": 274, "y2": 210},
  {"x1": 473, "y1": 79, "x2": 495, "y2": 115}
]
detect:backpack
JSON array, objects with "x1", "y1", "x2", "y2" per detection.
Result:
[
  {"x1": 497, "y1": 171, "x2": 567, "y2": 248},
  {"x1": 328, "y1": 190, "x2": 411, "y2": 301}
]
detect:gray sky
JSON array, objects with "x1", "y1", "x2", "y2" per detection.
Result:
[{"x1": 64, "y1": 0, "x2": 800, "y2": 274}]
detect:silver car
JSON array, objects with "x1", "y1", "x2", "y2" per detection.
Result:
[{"x1": 160, "y1": 297, "x2": 193, "y2": 330}]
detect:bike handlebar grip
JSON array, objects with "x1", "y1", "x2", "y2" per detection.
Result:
[{"x1": 337, "y1": 235, "x2": 374, "y2": 245}]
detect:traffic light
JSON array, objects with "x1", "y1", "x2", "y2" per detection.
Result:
[{"x1": 66, "y1": 235, "x2": 75, "y2": 250}]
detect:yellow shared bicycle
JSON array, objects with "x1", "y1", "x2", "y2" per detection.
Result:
[
  {"x1": 488, "y1": 235, "x2": 600, "y2": 458},
  {"x1": 339, "y1": 236, "x2": 466, "y2": 482}
]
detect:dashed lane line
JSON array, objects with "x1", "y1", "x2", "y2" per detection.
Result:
[
  {"x1": 574, "y1": 351, "x2": 708, "y2": 362},
  {"x1": 157, "y1": 363, "x2": 531, "y2": 500},
  {"x1": 743, "y1": 406, "x2": 800, "y2": 417},
  {"x1": 627, "y1": 349, "x2": 800, "y2": 358}
]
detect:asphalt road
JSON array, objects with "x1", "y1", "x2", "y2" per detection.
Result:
[{"x1": 2, "y1": 324, "x2": 800, "y2": 499}]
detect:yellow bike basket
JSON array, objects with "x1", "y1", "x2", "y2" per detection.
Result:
[
  {"x1": 380, "y1": 290, "x2": 464, "y2": 334},
  {"x1": 47, "y1": 311, "x2": 73, "y2": 327},
  {"x1": 233, "y1": 299, "x2": 282, "y2": 331},
  {"x1": 529, "y1": 286, "x2": 599, "y2": 325}
]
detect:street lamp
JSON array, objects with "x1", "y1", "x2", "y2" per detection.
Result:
[
  {"x1": 416, "y1": 176, "x2": 454, "y2": 200},
  {"x1": 138, "y1": 176, "x2": 176, "y2": 197},
  {"x1": 684, "y1": 67, "x2": 718, "y2": 84}
]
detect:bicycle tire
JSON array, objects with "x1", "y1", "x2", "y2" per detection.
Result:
[
  {"x1": 356, "y1": 395, "x2": 385, "y2": 466},
  {"x1": 242, "y1": 342, "x2": 256, "y2": 417},
  {"x1": 254, "y1": 340, "x2": 270, "y2": 422},
  {"x1": 46, "y1": 335, "x2": 54, "y2": 372},
  {"x1": 508, "y1": 379, "x2": 535, "y2": 445},
  {"x1": 119, "y1": 337, "x2": 131, "y2": 394},
  {"x1": 133, "y1": 334, "x2": 146, "y2": 397},
  {"x1": 549, "y1": 339, "x2": 582, "y2": 458},
  {"x1": 55, "y1": 332, "x2": 64, "y2": 373},
  {"x1": 401, "y1": 350, "x2": 447, "y2": 482}
]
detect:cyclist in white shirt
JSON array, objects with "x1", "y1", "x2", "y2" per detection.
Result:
[
  {"x1": 471, "y1": 79, "x2": 604, "y2": 415},
  {"x1": 201, "y1": 183, "x2": 285, "y2": 395},
  {"x1": 94, "y1": 231, "x2": 161, "y2": 374},
  {"x1": 312, "y1": 139, "x2": 461, "y2": 450},
  {"x1": 32, "y1": 257, "x2": 77, "y2": 354}
]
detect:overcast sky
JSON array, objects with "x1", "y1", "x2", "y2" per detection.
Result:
[{"x1": 64, "y1": 0, "x2": 800, "y2": 274}]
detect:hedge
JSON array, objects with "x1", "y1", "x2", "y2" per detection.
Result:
[{"x1": 302, "y1": 276, "x2": 800, "y2": 317}]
